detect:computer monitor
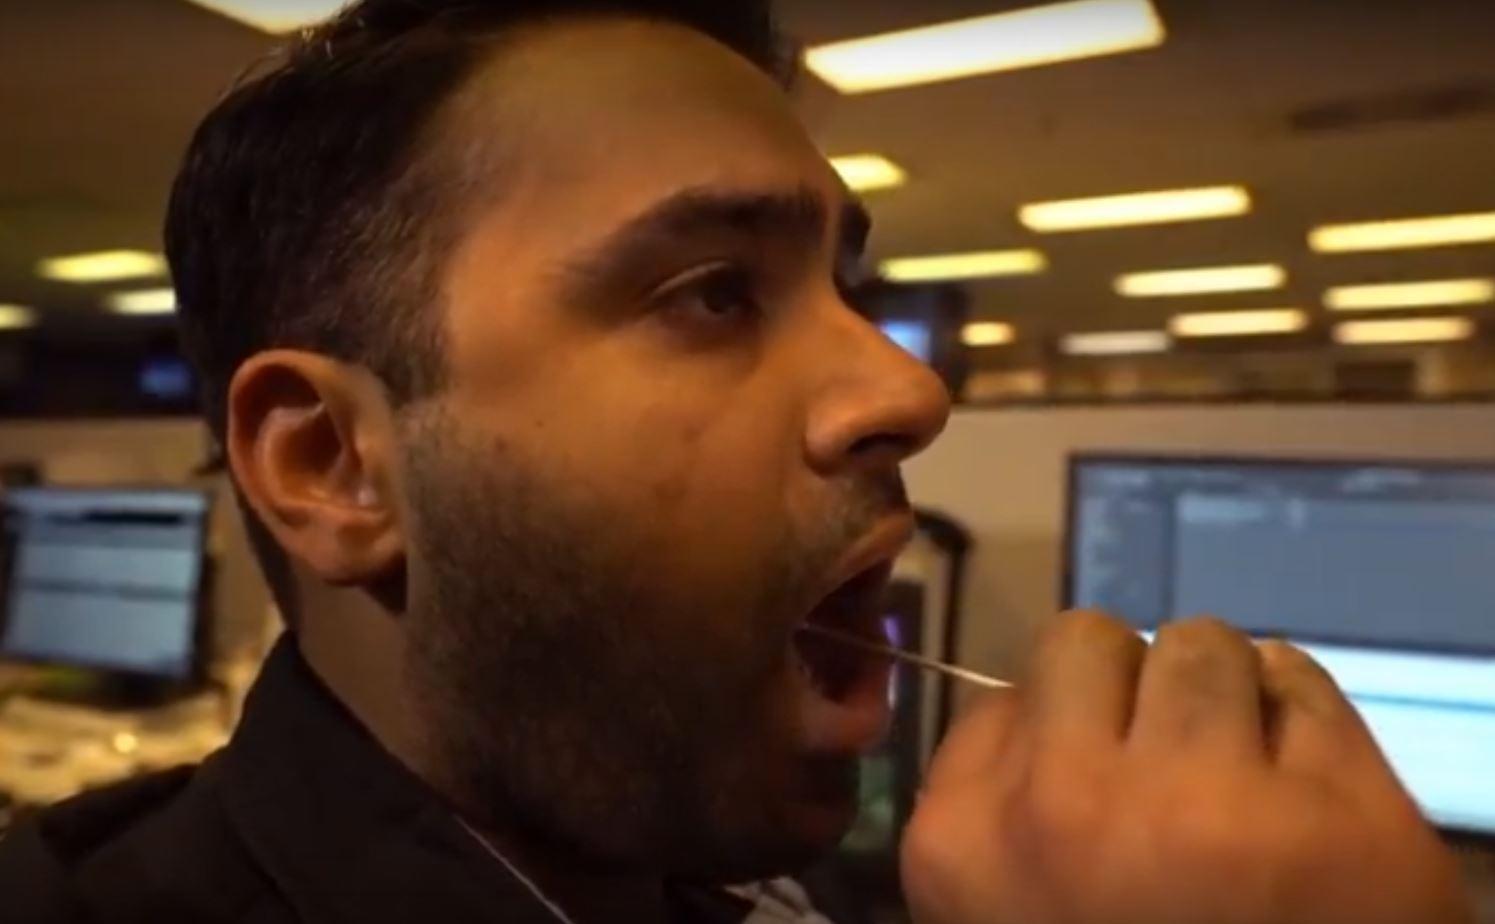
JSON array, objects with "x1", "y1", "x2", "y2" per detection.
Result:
[
  {"x1": 855, "y1": 280, "x2": 971, "y2": 397},
  {"x1": 0, "y1": 487, "x2": 210, "y2": 682},
  {"x1": 878, "y1": 319, "x2": 935, "y2": 364},
  {"x1": 1064, "y1": 454, "x2": 1495, "y2": 838}
]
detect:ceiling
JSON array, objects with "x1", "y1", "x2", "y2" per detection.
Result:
[{"x1": 3, "y1": 0, "x2": 1495, "y2": 348}]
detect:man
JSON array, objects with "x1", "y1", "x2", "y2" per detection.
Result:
[{"x1": 0, "y1": 1, "x2": 1474, "y2": 922}]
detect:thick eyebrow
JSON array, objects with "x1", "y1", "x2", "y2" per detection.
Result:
[{"x1": 559, "y1": 185, "x2": 864, "y2": 298}]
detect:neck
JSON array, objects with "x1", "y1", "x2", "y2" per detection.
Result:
[
  {"x1": 293, "y1": 590, "x2": 672, "y2": 924},
  {"x1": 459, "y1": 818, "x2": 670, "y2": 924},
  {"x1": 295, "y1": 589, "x2": 428, "y2": 766}
]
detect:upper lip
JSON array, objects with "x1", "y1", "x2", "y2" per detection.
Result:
[{"x1": 808, "y1": 512, "x2": 917, "y2": 613}]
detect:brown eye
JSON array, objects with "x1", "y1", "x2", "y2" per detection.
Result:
[{"x1": 660, "y1": 265, "x2": 763, "y2": 330}]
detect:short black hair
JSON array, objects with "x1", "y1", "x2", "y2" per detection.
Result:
[{"x1": 165, "y1": 0, "x2": 792, "y2": 623}]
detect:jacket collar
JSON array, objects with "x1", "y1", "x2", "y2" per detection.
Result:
[{"x1": 216, "y1": 635, "x2": 754, "y2": 924}]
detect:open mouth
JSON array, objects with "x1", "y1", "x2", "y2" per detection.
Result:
[{"x1": 792, "y1": 562, "x2": 894, "y2": 702}]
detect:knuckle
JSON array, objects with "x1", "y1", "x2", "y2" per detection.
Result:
[
  {"x1": 1153, "y1": 617, "x2": 1253, "y2": 668},
  {"x1": 1262, "y1": 642, "x2": 1358, "y2": 726},
  {"x1": 1256, "y1": 638, "x2": 1299, "y2": 662},
  {"x1": 1053, "y1": 608, "x2": 1120, "y2": 637},
  {"x1": 1259, "y1": 639, "x2": 1329, "y2": 682},
  {"x1": 1260, "y1": 640, "x2": 1340, "y2": 700},
  {"x1": 1049, "y1": 609, "x2": 1138, "y2": 654},
  {"x1": 1188, "y1": 614, "x2": 1242, "y2": 640},
  {"x1": 1166, "y1": 615, "x2": 1247, "y2": 646}
]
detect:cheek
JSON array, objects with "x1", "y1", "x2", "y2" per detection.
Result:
[
  {"x1": 654, "y1": 415, "x2": 786, "y2": 510},
  {"x1": 642, "y1": 407, "x2": 800, "y2": 578},
  {"x1": 507, "y1": 359, "x2": 811, "y2": 608}
]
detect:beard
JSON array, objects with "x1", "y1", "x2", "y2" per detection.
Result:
[{"x1": 398, "y1": 407, "x2": 907, "y2": 882}]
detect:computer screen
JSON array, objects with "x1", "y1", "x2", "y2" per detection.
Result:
[
  {"x1": 1065, "y1": 454, "x2": 1495, "y2": 837},
  {"x1": 138, "y1": 355, "x2": 196, "y2": 402},
  {"x1": 0, "y1": 487, "x2": 209, "y2": 680},
  {"x1": 878, "y1": 319, "x2": 935, "y2": 364}
]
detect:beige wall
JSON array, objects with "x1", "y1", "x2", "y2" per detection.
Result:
[
  {"x1": 905, "y1": 404, "x2": 1495, "y2": 680},
  {"x1": 0, "y1": 418, "x2": 272, "y2": 658}
]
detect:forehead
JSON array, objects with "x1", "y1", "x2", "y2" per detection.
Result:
[{"x1": 441, "y1": 16, "x2": 840, "y2": 245}]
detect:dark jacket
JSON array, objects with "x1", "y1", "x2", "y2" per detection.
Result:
[{"x1": 0, "y1": 637, "x2": 763, "y2": 923}]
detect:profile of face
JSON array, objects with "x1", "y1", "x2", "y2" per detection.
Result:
[{"x1": 389, "y1": 17, "x2": 951, "y2": 882}]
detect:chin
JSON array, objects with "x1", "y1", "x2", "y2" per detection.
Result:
[
  {"x1": 780, "y1": 801, "x2": 857, "y2": 866},
  {"x1": 674, "y1": 758, "x2": 862, "y2": 883},
  {"x1": 684, "y1": 826, "x2": 848, "y2": 885},
  {"x1": 781, "y1": 746, "x2": 862, "y2": 841}
]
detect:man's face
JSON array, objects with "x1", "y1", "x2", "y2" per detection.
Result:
[{"x1": 397, "y1": 17, "x2": 950, "y2": 881}]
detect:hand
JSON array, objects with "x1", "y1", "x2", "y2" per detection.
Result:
[{"x1": 901, "y1": 612, "x2": 1473, "y2": 924}]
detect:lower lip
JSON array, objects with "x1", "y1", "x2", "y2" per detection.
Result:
[{"x1": 792, "y1": 629, "x2": 895, "y2": 754}]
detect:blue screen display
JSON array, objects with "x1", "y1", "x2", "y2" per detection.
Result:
[
  {"x1": 878, "y1": 319, "x2": 933, "y2": 363},
  {"x1": 139, "y1": 357, "x2": 195, "y2": 401}
]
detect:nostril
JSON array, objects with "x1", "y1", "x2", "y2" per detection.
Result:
[{"x1": 848, "y1": 433, "x2": 914, "y2": 461}]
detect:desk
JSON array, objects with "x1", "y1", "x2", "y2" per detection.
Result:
[{"x1": 0, "y1": 692, "x2": 229, "y2": 810}]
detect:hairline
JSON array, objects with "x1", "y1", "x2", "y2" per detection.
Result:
[{"x1": 305, "y1": 11, "x2": 797, "y2": 409}]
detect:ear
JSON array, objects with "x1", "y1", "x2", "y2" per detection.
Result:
[{"x1": 226, "y1": 350, "x2": 406, "y2": 589}]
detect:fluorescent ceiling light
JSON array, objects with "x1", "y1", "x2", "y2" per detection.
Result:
[
  {"x1": 1310, "y1": 211, "x2": 1495, "y2": 253},
  {"x1": 830, "y1": 154, "x2": 908, "y2": 193},
  {"x1": 962, "y1": 322, "x2": 1017, "y2": 347},
  {"x1": 1335, "y1": 317, "x2": 1475, "y2": 346},
  {"x1": 38, "y1": 249, "x2": 167, "y2": 283},
  {"x1": 0, "y1": 304, "x2": 37, "y2": 330},
  {"x1": 1170, "y1": 309, "x2": 1307, "y2": 338},
  {"x1": 1117, "y1": 263, "x2": 1285, "y2": 297},
  {"x1": 805, "y1": 0, "x2": 1165, "y2": 94},
  {"x1": 1062, "y1": 330, "x2": 1171, "y2": 356},
  {"x1": 108, "y1": 288, "x2": 177, "y2": 316},
  {"x1": 882, "y1": 250, "x2": 1047, "y2": 282},
  {"x1": 1325, "y1": 279, "x2": 1495, "y2": 312},
  {"x1": 182, "y1": 0, "x2": 348, "y2": 34},
  {"x1": 1021, "y1": 185, "x2": 1250, "y2": 232}
]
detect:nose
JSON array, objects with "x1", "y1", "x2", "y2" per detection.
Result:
[{"x1": 804, "y1": 310, "x2": 952, "y2": 477}]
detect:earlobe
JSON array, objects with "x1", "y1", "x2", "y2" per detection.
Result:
[{"x1": 226, "y1": 350, "x2": 407, "y2": 590}]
